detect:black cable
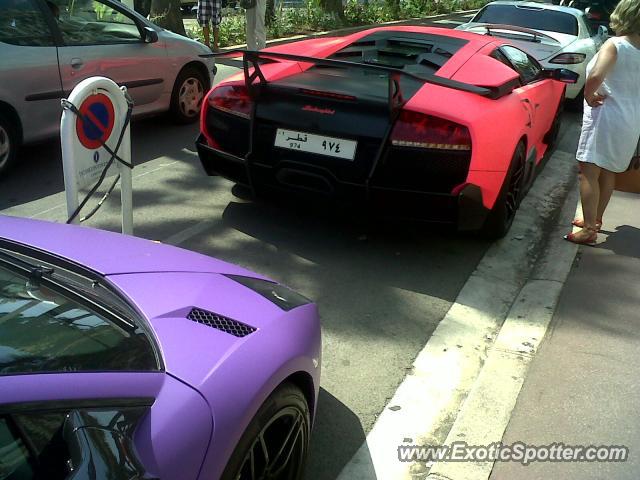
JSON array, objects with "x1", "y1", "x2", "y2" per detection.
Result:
[
  {"x1": 63, "y1": 89, "x2": 134, "y2": 225},
  {"x1": 79, "y1": 174, "x2": 120, "y2": 223}
]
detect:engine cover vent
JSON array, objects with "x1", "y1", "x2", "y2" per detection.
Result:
[{"x1": 187, "y1": 308, "x2": 256, "y2": 337}]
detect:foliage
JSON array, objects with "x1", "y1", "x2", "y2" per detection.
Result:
[
  {"x1": 149, "y1": 0, "x2": 186, "y2": 36},
  {"x1": 185, "y1": 0, "x2": 491, "y2": 47}
]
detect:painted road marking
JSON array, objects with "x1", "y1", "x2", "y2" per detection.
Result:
[{"x1": 336, "y1": 151, "x2": 578, "y2": 480}]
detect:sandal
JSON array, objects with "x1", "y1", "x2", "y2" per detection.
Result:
[
  {"x1": 572, "y1": 218, "x2": 602, "y2": 231},
  {"x1": 564, "y1": 227, "x2": 598, "y2": 245}
]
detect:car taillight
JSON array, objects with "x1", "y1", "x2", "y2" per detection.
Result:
[
  {"x1": 207, "y1": 82, "x2": 253, "y2": 119},
  {"x1": 549, "y1": 53, "x2": 586, "y2": 64},
  {"x1": 390, "y1": 110, "x2": 471, "y2": 151}
]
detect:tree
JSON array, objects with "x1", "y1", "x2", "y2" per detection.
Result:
[
  {"x1": 319, "y1": 0, "x2": 344, "y2": 20},
  {"x1": 134, "y1": 0, "x2": 152, "y2": 16},
  {"x1": 385, "y1": 0, "x2": 400, "y2": 17},
  {"x1": 265, "y1": 0, "x2": 275, "y2": 27},
  {"x1": 149, "y1": 0, "x2": 186, "y2": 36}
]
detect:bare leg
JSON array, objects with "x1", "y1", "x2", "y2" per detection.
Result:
[
  {"x1": 212, "y1": 26, "x2": 220, "y2": 51},
  {"x1": 597, "y1": 168, "x2": 616, "y2": 221},
  {"x1": 574, "y1": 162, "x2": 601, "y2": 240},
  {"x1": 203, "y1": 24, "x2": 210, "y2": 49}
]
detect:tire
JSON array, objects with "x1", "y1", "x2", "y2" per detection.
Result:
[
  {"x1": 220, "y1": 382, "x2": 311, "y2": 480},
  {"x1": 0, "y1": 112, "x2": 18, "y2": 177},
  {"x1": 566, "y1": 87, "x2": 584, "y2": 112},
  {"x1": 543, "y1": 99, "x2": 564, "y2": 150},
  {"x1": 481, "y1": 142, "x2": 527, "y2": 240},
  {"x1": 170, "y1": 66, "x2": 207, "y2": 124}
]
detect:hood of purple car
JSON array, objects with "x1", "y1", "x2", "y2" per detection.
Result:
[
  {"x1": 107, "y1": 271, "x2": 291, "y2": 387},
  {"x1": 0, "y1": 215, "x2": 269, "y2": 279}
]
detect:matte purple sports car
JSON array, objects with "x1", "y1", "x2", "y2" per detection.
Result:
[{"x1": 0, "y1": 215, "x2": 321, "y2": 480}]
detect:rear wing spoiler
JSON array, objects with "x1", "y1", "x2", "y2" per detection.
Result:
[
  {"x1": 468, "y1": 24, "x2": 560, "y2": 44},
  {"x1": 201, "y1": 49, "x2": 503, "y2": 115}
]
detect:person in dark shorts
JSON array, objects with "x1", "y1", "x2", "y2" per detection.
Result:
[{"x1": 197, "y1": 0, "x2": 221, "y2": 51}]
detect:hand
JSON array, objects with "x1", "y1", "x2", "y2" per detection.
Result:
[{"x1": 585, "y1": 91, "x2": 606, "y2": 107}]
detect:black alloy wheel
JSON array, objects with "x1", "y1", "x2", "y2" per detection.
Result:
[
  {"x1": 544, "y1": 99, "x2": 564, "y2": 151},
  {"x1": 222, "y1": 383, "x2": 311, "y2": 480},
  {"x1": 481, "y1": 141, "x2": 527, "y2": 239}
]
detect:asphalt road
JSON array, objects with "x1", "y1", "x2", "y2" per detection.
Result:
[{"x1": 0, "y1": 12, "x2": 584, "y2": 479}]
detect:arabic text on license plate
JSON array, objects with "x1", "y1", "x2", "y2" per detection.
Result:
[{"x1": 274, "y1": 129, "x2": 357, "y2": 160}]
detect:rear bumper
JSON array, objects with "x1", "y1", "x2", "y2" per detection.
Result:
[{"x1": 196, "y1": 135, "x2": 489, "y2": 231}]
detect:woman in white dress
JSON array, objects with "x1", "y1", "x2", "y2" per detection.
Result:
[{"x1": 565, "y1": 0, "x2": 640, "y2": 244}]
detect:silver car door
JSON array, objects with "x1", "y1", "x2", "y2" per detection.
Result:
[
  {"x1": 55, "y1": 0, "x2": 167, "y2": 111},
  {"x1": 0, "y1": 0, "x2": 63, "y2": 144}
]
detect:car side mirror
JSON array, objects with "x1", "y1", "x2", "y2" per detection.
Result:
[
  {"x1": 598, "y1": 25, "x2": 608, "y2": 37},
  {"x1": 143, "y1": 26, "x2": 158, "y2": 43},
  {"x1": 543, "y1": 68, "x2": 579, "y2": 84}
]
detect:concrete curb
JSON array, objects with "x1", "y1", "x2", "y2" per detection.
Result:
[
  {"x1": 336, "y1": 146, "x2": 579, "y2": 479},
  {"x1": 426, "y1": 195, "x2": 580, "y2": 480}
]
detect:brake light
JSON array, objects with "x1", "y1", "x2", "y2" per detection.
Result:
[
  {"x1": 549, "y1": 53, "x2": 586, "y2": 64},
  {"x1": 207, "y1": 82, "x2": 253, "y2": 119},
  {"x1": 390, "y1": 110, "x2": 471, "y2": 151}
]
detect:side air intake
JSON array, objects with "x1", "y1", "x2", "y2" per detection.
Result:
[{"x1": 187, "y1": 308, "x2": 256, "y2": 337}]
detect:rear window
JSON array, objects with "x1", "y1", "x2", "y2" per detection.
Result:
[
  {"x1": 0, "y1": 263, "x2": 158, "y2": 376},
  {"x1": 328, "y1": 31, "x2": 469, "y2": 75},
  {"x1": 474, "y1": 5, "x2": 578, "y2": 36}
]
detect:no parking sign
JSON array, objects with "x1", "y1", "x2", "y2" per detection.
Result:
[
  {"x1": 76, "y1": 93, "x2": 115, "y2": 150},
  {"x1": 61, "y1": 77, "x2": 133, "y2": 234}
]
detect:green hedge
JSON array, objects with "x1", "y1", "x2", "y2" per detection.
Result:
[{"x1": 186, "y1": 0, "x2": 490, "y2": 47}]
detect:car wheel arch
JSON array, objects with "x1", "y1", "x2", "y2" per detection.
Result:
[
  {"x1": 283, "y1": 370, "x2": 316, "y2": 419},
  {"x1": 235, "y1": 365, "x2": 318, "y2": 431},
  {"x1": 199, "y1": 350, "x2": 319, "y2": 479},
  {"x1": 177, "y1": 61, "x2": 211, "y2": 89},
  {"x1": 170, "y1": 62, "x2": 210, "y2": 123},
  {"x1": 0, "y1": 102, "x2": 23, "y2": 145}
]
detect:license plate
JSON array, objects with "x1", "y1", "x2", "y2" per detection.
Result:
[{"x1": 274, "y1": 129, "x2": 357, "y2": 160}]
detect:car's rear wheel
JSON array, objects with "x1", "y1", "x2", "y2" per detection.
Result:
[
  {"x1": 543, "y1": 99, "x2": 564, "y2": 150},
  {"x1": 0, "y1": 112, "x2": 18, "y2": 177},
  {"x1": 481, "y1": 141, "x2": 526, "y2": 239},
  {"x1": 170, "y1": 66, "x2": 207, "y2": 124},
  {"x1": 221, "y1": 382, "x2": 311, "y2": 480},
  {"x1": 567, "y1": 87, "x2": 584, "y2": 112}
]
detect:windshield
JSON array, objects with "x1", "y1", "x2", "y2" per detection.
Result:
[
  {"x1": 0, "y1": 250, "x2": 159, "y2": 376},
  {"x1": 473, "y1": 5, "x2": 579, "y2": 36}
]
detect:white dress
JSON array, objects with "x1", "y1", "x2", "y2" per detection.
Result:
[{"x1": 576, "y1": 37, "x2": 640, "y2": 173}]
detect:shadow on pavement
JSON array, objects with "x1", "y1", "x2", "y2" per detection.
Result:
[
  {"x1": 597, "y1": 224, "x2": 640, "y2": 260},
  {"x1": 306, "y1": 388, "x2": 368, "y2": 480},
  {"x1": 0, "y1": 117, "x2": 200, "y2": 211}
]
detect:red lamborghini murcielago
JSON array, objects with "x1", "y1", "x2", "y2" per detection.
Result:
[{"x1": 196, "y1": 26, "x2": 577, "y2": 238}]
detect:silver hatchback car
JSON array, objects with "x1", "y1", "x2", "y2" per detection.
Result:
[{"x1": 0, "y1": 0, "x2": 216, "y2": 175}]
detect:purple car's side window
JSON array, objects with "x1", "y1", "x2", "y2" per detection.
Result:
[
  {"x1": 0, "y1": 417, "x2": 34, "y2": 478},
  {"x1": 0, "y1": 265, "x2": 157, "y2": 376}
]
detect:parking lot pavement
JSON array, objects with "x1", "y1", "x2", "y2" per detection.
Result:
[
  {"x1": 0, "y1": 105, "x2": 584, "y2": 480},
  {"x1": 0, "y1": 115, "x2": 493, "y2": 479}
]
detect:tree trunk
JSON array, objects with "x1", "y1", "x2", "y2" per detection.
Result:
[
  {"x1": 319, "y1": 0, "x2": 344, "y2": 19},
  {"x1": 265, "y1": 0, "x2": 275, "y2": 27},
  {"x1": 135, "y1": 0, "x2": 152, "y2": 17},
  {"x1": 149, "y1": 0, "x2": 186, "y2": 36},
  {"x1": 385, "y1": 0, "x2": 399, "y2": 17}
]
